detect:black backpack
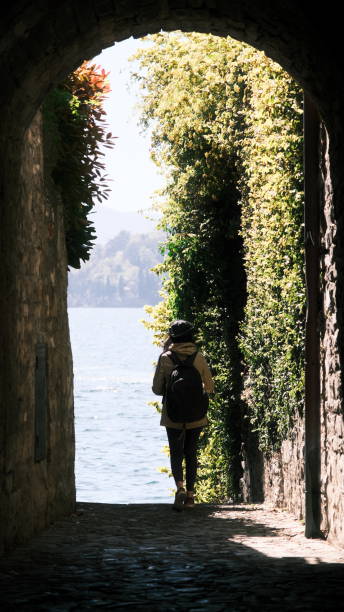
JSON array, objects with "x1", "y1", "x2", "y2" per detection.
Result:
[{"x1": 165, "y1": 351, "x2": 209, "y2": 423}]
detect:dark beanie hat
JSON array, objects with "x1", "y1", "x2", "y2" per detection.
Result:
[{"x1": 168, "y1": 320, "x2": 194, "y2": 339}]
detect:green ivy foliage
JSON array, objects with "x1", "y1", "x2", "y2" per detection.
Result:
[
  {"x1": 238, "y1": 51, "x2": 305, "y2": 452},
  {"x1": 43, "y1": 62, "x2": 115, "y2": 269},
  {"x1": 131, "y1": 32, "x2": 305, "y2": 499},
  {"x1": 131, "y1": 33, "x2": 247, "y2": 501}
]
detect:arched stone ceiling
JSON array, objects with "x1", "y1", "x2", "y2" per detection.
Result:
[{"x1": 0, "y1": 1, "x2": 343, "y2": 135}]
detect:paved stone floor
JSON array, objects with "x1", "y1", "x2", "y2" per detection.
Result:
[{"x1": 1, "y1": 502, "x2": 344, "y2": 611}]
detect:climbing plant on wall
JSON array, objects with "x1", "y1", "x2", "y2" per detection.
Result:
[
  {"x1": 43, "y1": 61, "x2": 115, "y2": 269},
  {"x1": 238, "y1": 51, "x2": 305, "y2": 452},
  {"x1": 131, "y1": 33, "x2": 248, "y2": 501},
  {"x1": 131, "y1": 32, "x2": 304, "y2": 499}
]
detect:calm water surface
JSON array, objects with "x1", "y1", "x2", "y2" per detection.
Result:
[{"x1": 68, "y1": 307, "x2": 171, "y2": 503}]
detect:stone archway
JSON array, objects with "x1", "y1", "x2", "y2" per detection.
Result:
[
  {"x1": 0, "y1": 2, "x2": 340, "y2": 133},
  {"x1": 1, "y1": 1, "x2": 343, "y2": 551}
]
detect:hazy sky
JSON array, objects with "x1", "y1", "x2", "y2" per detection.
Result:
[{"x1": 91, "y1": 37, "x2": 164, "y2": 214}]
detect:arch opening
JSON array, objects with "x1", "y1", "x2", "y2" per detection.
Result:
[
  {"x1": 66, "y1": 32, "x2": 307, "y2": 518},
  {"x1": 1, "y1": 2, "x2": 343, "y2": 552}
]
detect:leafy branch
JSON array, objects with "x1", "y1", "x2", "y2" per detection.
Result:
[{"x1": 44, "y1": 61, "x2": 116, "y2": 268}]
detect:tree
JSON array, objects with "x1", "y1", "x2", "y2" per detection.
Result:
[
  {"x1": 131, "y1": 32, "x2": 304, "y2": 500},
  {"x1": 131, "y1": 33, "x2": 248, "y2": 500}
]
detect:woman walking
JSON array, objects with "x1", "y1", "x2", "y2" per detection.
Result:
[{"x1": 152, "y1": 320, "x2": 214, "y2": 510}]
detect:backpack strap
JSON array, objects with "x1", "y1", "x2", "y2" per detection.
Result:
[
  {"x1": 184, "y1": 351, "x2": 198, "y2": 366},
  {"x1": 167, "y1": 351, "x2": 182, "y2": 366},
  {"x1": 168, "y1": 350, "x2": 198, "y2": 367}
]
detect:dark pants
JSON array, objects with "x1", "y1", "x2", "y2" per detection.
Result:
[{"x1": 166, "y1": 427, "x2": 203, "y2": 492}]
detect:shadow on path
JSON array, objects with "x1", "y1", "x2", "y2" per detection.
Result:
[{"x1": 1, "y1": 502, "x2": 344, "y2": 610}]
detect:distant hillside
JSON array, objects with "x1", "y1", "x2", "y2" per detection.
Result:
[
  {"x1": 68, "y1": 230, "x2": 164, "y2": 307},
  {"x1": 90, "y1": 206, "x2": 160, "y2": 244}
]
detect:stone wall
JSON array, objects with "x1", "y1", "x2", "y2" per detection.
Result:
[
  {"x1": 241, "y1": 408, "x2": 304, "y2": 520},
  {"x1": 319, "y1": 126, "x2": 344, "y2": 546},
  {"x1": 260, "y1": 416, "x2": 305, "y2": 520},
  {"x1": 0, "y1": 111, "x2": 75, "y2": 554},
  {"x1": 243, "y1": 122, "x2": 344, "y2": 549}
]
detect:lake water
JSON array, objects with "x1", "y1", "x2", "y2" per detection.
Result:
[{"x1": 68, "y1": 307, "x2": 172, "y2": 503}]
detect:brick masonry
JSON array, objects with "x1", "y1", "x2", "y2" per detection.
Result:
[{"x1": 0, "y1": 1, "x2": 344, "y2": 550}]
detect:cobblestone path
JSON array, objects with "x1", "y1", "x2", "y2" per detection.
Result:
[{"x1": 1, "y1": 502, "x2": 344, "y2": 611}]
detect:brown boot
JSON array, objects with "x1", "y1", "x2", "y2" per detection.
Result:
[
  {"x1": 173, "y1": 487, "x2": 186, "y2": 512},
  {"x1": 184, "y1": 493, "x2": 195, "y2": 508}
]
